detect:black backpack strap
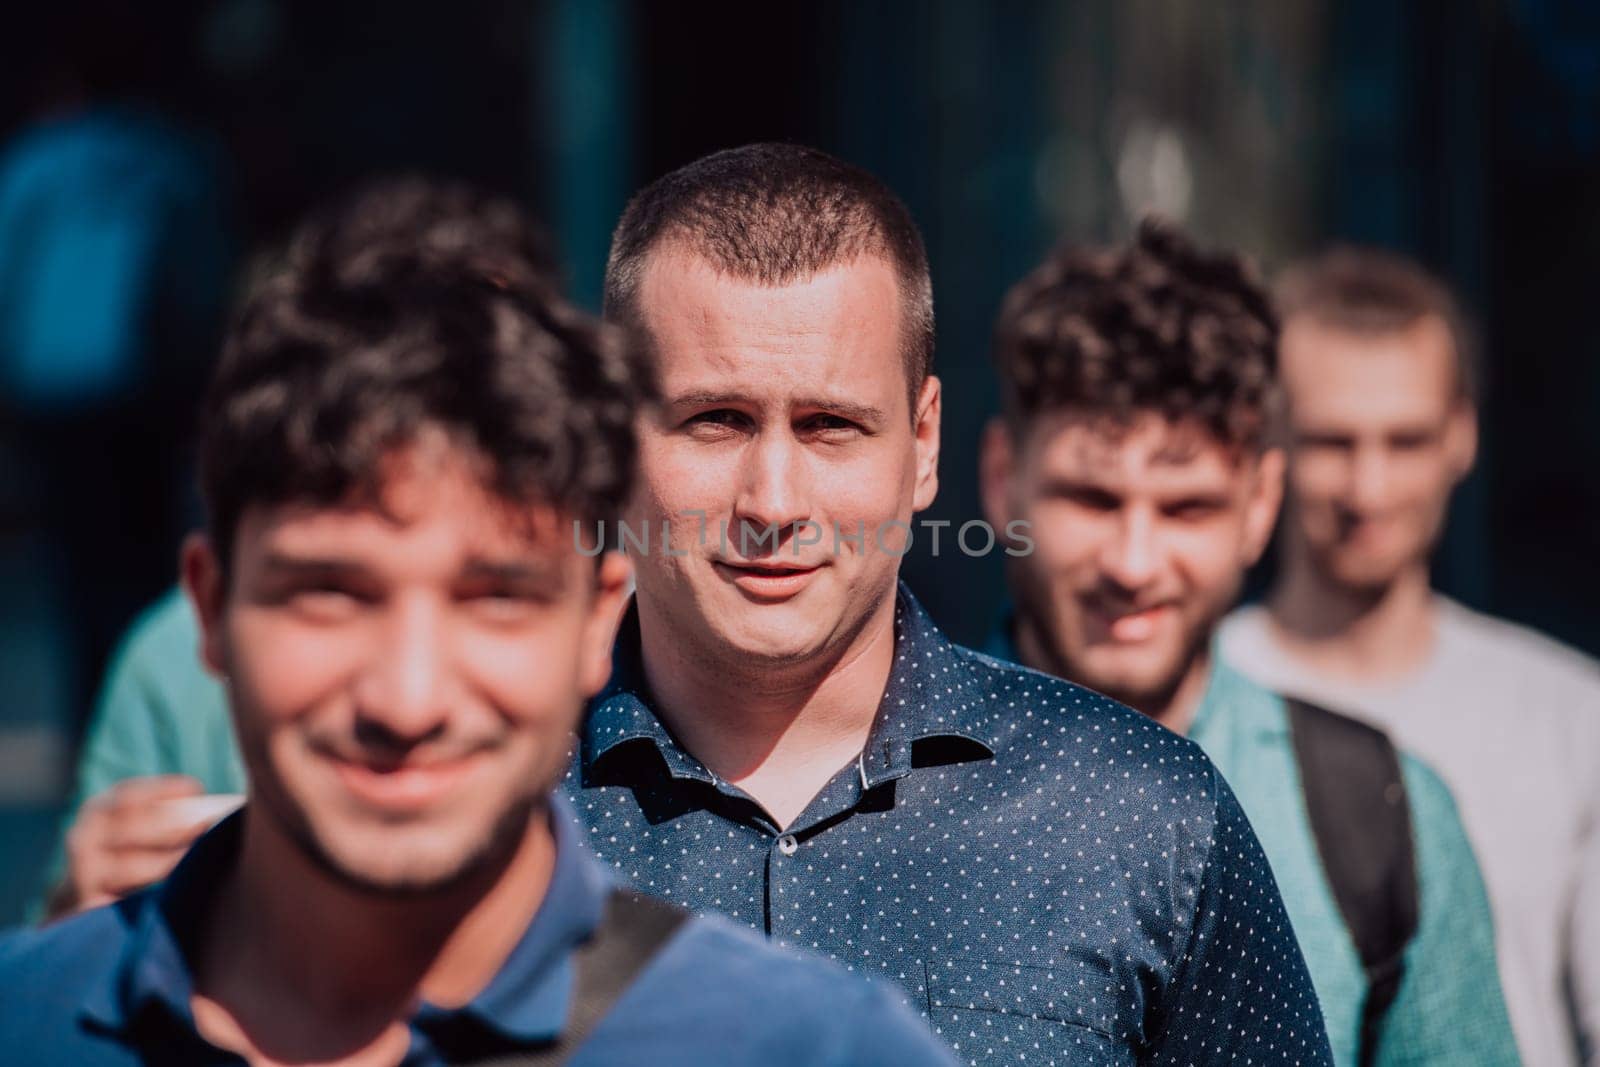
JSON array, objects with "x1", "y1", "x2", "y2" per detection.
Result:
[
  {"x1": 1285, "y1": 697, "x2": 1419, "y2": 1067},
  {"x1": 477, "y1": 887, "x2": 689, "y2": 1066}
]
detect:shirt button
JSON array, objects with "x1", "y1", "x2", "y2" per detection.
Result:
[{"x1": 777, "y1": 834, "x2": 799, "y2": 856}]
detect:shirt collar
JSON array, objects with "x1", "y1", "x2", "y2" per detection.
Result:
[
  {"x1": 988, "y1": 611, "x2": 1286, "y2": 746},
  {"x1": 425, "y1": 793, "x2": 609, "y2": 1043},
  {"x1": 81, "y1": 808, "x2": 238, "y2": 1036},
  {"x1": 1188, "y1": 649, "x2": 1288, "y2": 744},
  {"x1": 583, "y1": 582, "x2": 997, "y2": 791},
  {"x1": 85, "y1": 794, "x2": 610, "y2": 1048},
  {"x1": 582, "y1": 606, "x2": 718, "y2": 785}
]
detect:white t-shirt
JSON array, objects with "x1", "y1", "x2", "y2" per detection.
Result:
[{"x1": 1221, "y1": 598, "x2": 1600, "y2": 1067}]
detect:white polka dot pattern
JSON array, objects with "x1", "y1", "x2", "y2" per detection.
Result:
[{"x1": 565, "y1": 586, "x2": 1332, "y2": 1065}]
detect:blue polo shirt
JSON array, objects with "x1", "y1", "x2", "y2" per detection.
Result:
[
  {"x1": 0, "y1": 795, "x2": 955, "y2": 1065},
  {"x1": 567, "y1": 586, "x2": 1333, "y2": 1065}
]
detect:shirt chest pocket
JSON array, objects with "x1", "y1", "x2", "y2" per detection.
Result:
[{"x1": 924, "y1": 955, "x2": 1135, "y2": 1066}]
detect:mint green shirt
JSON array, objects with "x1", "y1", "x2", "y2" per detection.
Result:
[
  {"x1": 1194, "y1": 656, "x2": 1519, "y2": 1066},
  {"x1": 70, "y1": 588, "x2": 245, "y2": 801},
  {"x1": 33, "y1": 590, "x2": 243, "y2": 916}
]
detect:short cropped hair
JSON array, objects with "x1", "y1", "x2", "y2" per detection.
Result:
[
  {"x1": 198, "y1": 177, "x2": 649, "y2": 571},
  {"x1": 1275, "y1": 245, "x2": 1477, "y2": 403},
  {"x1": 993, "y1": 219, "x2": 1279, "y2": 451},
  {"x1": 603, "y1": 143, "x2": 934, "y2": 405}
]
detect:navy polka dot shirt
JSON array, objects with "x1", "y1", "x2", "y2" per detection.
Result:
[{"x1": 566, "y1": 586, "x2": 1332, "y2": 1065}]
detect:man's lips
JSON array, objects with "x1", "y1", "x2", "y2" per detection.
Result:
[
  {"x1": 1341, "y1": 519, "x2": 1399, "y2": 548},
  {"x1": 326, "y1": 753, "x2": 485, "y2": 812},
  {"x1": 712, "y1": 559, "x2": 825, "y2": 600},
  {"x1": 714, "y1": 559, "x2": 822, "y2": 574},
  {"x1": 1335, "y1": 508, "x2": 1402, "y2": 539},
  {"x1": 1085, "y1": 602, "x2": 1174, "y2": 643}
]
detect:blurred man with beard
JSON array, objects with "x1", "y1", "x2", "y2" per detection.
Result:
[
  {"x1": 982, "y1": 223, "x2": 1518, "y2": 1065},
  {"x1": 1220, "y1": 247, "x2": 1600, "y2": 1066},
  {"x1": 0, "y1": 180, "x2": 955, "y2": 1066}
]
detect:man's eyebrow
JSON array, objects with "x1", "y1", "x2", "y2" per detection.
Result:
[
  {"x1": 664, "y1": 390, "x2": 750, "y2": 410},
  {"x1": 1040, "y1": 475, "x2": 1119, "y2": 492},
  {"x1": 665, "y1": 389, "x2": 889, "y2": 425},
  {"x1": 257, "y1": 552, "x2": 364, "y2": 576},
  {"x1": 257, "y1": 552, "x2": 565, "y2": 584},
  {"x1": 459, "y1": 556, "x2": 569, "y2": 590},
  {"x1": 792, "y1": 396, "x2": 889, "y2": 425},
  {"x1": 1160, "y1": 490, "x2": 1233, "y2": 505}
]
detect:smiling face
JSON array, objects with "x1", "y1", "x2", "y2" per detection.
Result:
[
  {"x1": 983, "y1": 412, "x2": 1282, "y2": 714},
  {"x1": 626, "y1": 247, "x2": 940, "y2": 672},
  {"x1": 1279, "y1": 314, "x2": 1476, "y2": 593},
  {"x1": 185, "y1": 444, "x2": 629, "y2": 895}
]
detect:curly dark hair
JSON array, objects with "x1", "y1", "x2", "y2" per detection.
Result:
[
  {"x1": 198, "y1": 176, "x2": 650, "y2": 571},
  {"x1": 604, "y1": 143, "x2": 934, "y2": 407},
  {"x1": 993, "y1": 219, "x2": 1278, "y2": 450},
  {"x1": 281, "y1": 175, "x2": 562, "y2": 294}
]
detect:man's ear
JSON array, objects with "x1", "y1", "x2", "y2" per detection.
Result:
[
  {"x1": 911, "y1": 376, "x2": 942, "y2": 512},
  {"x1": 579, "y1": 551, "x2": 633, "y2": 698},
  {"x1": 1445, "y1": 401, "x2": 1478, "y2": 485},
  {"x1": 979, "y1": 417, "x2": 1016, "y2": 534},
  {"x1": 181, "y1": 533, "x2": 229, "y2": 678},
  {"x1": 1242, "y1": 447, "x2": 1286, "y2": 566}
]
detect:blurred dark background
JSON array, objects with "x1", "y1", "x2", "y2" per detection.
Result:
[{"x1": 0, "y1": 0, "x2": 1596, "y2": 923}]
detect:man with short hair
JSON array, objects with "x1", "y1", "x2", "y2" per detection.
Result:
[
  {"x1": 572, "y1": 144, "x2": 1331, "y2": 1064},
  {"x1": 1220, "y1": 246, "x2": 1600, "y2": 1066},
  {"x1": 980, "y1": 222, "x2": 1519, "y2": 1065},
  {"x1": 0, "y1": 181, "x2": 956, "y2": 1066}
]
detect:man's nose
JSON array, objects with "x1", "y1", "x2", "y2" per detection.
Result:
[
  {"x1": 1347, "y1": 443, "x2": 1392, "y2": 512},
  {"x1": 731, "y1": 433, "x2": 811, "y2": 550},
  {"x1": 1098, "y1": 507, "x2": 1160, "y2": 592},
  {"x1": 352, "y1": 598, "x2": 453, "y2": 747}
]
